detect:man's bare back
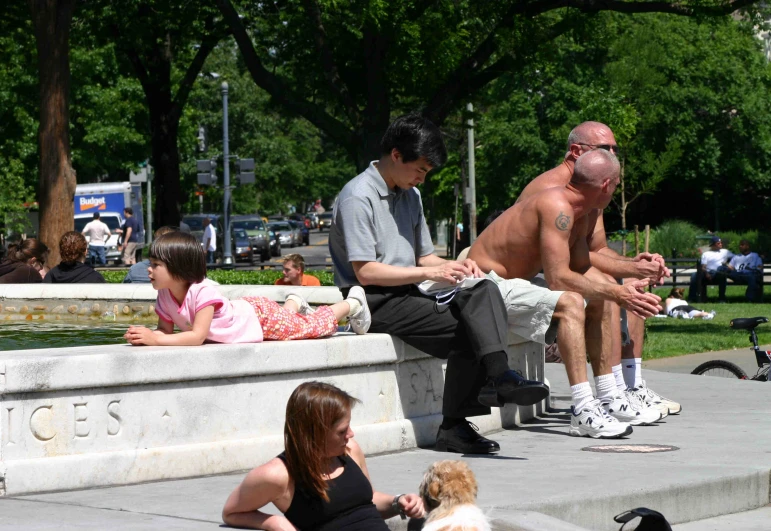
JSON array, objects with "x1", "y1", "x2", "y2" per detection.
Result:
[{"x1": 470, "y1": 186, "x2": 589, "y2": 280}]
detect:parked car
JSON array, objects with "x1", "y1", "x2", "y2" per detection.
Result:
[
  {"x1": 268, "y1": 221, "x2": 296, "y2": 248},
  {"x1": 285, "y1": 221, "x2": 303, "y2": 246},
  {"x1": 181, "y1": 214, "x2": 224, "y2": 262},
  {"x1": 289, "y1": 213, "x2": 311, "y2": 229},
  {"x1": 288, "y1": 220, "x2": 310, "y2": 246},
  {"x1": 268, "y1": 229, "x2": 281, "y2": 257},
  {"x1": 231, "y1": 215, "x2": 270, "y2": 262},
  {"x1": 232, "y1": 228, "x2": 254, "y2": 263},
  {"x1": 317, "y1": 212, "x2": 333, "y2": 231}
]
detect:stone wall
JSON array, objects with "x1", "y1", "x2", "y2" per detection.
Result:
[{"x1": 0, "y1": 284, "x2": 545, "y2": 496}]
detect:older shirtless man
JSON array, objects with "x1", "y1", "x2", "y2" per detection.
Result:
[
  {"x1": 516, "y1": 122, "x2": 680, "y2": 416},
  {"x1": 470, "y1": 150, "x2": 662, "y2": 438}
]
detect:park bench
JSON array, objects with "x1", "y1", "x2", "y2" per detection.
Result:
[{"x1": 665, "y1": 258, "x2": 769, "y2": 302}]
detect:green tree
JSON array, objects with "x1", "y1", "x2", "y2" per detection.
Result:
[
  {"x1": 0, "y1": 8, "x2": 38, "y2": 235},
  {"x1": 177, "y1": 40, "x2": 354, "y2": 217},
  {"x1": 217, "y1": 0, "x2": 760, "y2": 174}
]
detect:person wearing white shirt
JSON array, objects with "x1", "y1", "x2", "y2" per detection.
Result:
[
  {"x1": 81, "y1": 212, "x2": 111, "y2": 266},
  {"x1": 689, "y1": 236, "x2": 733, "y2": 303},
  {"x1": 720, "y1": 240, "x2": 763, "y2": 302},
  {"x1": 202, "y1": 217, "x2": 217, "y2": 264}
]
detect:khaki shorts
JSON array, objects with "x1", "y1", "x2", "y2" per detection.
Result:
[
  {"x1": 485, "y1": 270, "x2": 564, "y2": 345},
  {"x1": 122, "y1": 242, "x2": 138, "y2": 265}
]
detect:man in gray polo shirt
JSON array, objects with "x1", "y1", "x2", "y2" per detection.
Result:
[{"x1": 330, "y1": 114, "x2": 549, "y2": 455}]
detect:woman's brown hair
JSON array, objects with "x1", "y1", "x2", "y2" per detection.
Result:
[
  {"x1": 667, "y1": 287, "x2": 685, "y2": 300},
  {"x1": 283, "y1": 382, "x2": 360, "y2": 501},
  {"x1": 6, "y1": 238, "x2": 49, "y2": 265},
  {"x1": 59, "y1": 231, "x2": 87, "y2": 263},
  {"x1": 148, "y1": 232, "x2": 205, "y2": 284}
]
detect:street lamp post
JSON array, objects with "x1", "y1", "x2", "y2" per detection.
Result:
[{"x1": 222, "y1": 81, "x2": 233, "y2": 265}]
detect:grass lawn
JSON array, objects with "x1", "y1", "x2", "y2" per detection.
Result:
[{"x1": 643, "y1": 285, "x2": 771, "y2": 360}]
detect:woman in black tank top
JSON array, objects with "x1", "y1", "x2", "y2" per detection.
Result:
[{"x1": 222, "y1": 382, "x2": 425, "y2": 530}]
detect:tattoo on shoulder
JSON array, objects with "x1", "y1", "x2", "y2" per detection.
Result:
[{"x1": 555, "y1": 211, "x2": 570, "y2": 231}]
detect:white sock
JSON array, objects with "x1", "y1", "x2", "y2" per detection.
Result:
[
  {"x1": 611, "y1": 364, "x2": 627, "y2": 392},
  {"x1": 570, "y1": 382, "x2": 594, "y2": 412},
  {"x1": 346, "y1": 297, "x2": 362, "y2": 317},
  {"x1": 594, "y1": 373, "x2": 617, "y2": 400},
  {"x1": 622, "y1": 358, "x2": 643, "y2": 389}
]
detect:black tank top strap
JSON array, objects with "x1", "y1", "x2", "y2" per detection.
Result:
[{"x1": 281, "y1": 452, "x2": 387, "y2": 530}]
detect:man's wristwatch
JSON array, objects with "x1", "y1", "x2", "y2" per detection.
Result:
[{"x1": 392, "y1": 494, "x2": 406, "y2": 519}]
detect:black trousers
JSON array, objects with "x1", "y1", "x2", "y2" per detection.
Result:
[{"x1": 348, "y1": 281, "x2": 509, "y2": 418}]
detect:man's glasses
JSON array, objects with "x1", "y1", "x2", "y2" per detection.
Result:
[{"x1": 576, "y1": 143, "x2": 622, "y2": 156}]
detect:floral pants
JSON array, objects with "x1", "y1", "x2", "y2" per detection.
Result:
[{"x1": 242, "y1": 296, "x2": 337, "y2": 340}]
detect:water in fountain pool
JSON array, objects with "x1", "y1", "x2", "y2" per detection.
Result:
[{"x1": 0, "y1": 322, "x2": 132, "y2": 351}]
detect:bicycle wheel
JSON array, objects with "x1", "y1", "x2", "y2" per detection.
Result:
[{"x1": 691, "y1": 360, "x2": 748, "y2": 379}]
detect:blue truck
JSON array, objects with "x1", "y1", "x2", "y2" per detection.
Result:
[{"x1": 73, "y1": 183, "x2": 145, "y2": 264}]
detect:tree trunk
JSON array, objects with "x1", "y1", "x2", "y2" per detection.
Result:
[
  {"x1": 29, "y1": 0, "x2": 77, "y2": 267},
  {"x1": 150, "y1": 114, "x2": 182, "y2": 227}
]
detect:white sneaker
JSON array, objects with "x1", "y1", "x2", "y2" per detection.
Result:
[
  {"x1": 600, "y1": 392, "x2": 661, "y2": 426},
  {"x1": 347, "y1": 286, "x2": 371, "y2": 335},
  {"x1": 627, "y1": 386, "x2": 668, "y2": 419},
  {"x1": 569, "y1": 398, "x2": 633, "y2": 439},
  {"x1": 631, "y1": 380, "x2": 681, "y2": 415},
  {"x1": 703, "y1": 310, "x2": 716, "y2": 320},
  {"x1": 285, "y1": 293, "x2": 313, "y2": 315}
]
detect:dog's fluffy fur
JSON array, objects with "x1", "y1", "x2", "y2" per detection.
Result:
[{"x1": 419, "y1": 460, "x2": 491, "y2": 531}]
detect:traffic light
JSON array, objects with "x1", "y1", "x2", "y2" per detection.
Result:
[
  {"x1": 236, "y1": 158, "x2": 255, "y2": 184},
  {"x1": 197, "y1": 159, "x2": 217, "y2": 185}
]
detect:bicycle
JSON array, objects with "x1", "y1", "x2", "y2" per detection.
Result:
[{"x1": 691, "y1": 316, "x2": 770, "y2": 380}]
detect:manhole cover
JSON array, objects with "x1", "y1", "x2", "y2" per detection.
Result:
[{"x1": 582, "y1": 444, "x2": 679, "y2": 454}]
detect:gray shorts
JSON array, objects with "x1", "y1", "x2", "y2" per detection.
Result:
[{"x1": 485, "y1": 270, "x2": 564, "y2": 345}]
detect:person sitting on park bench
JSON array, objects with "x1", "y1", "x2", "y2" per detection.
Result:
[
  {"x1": 718, "y1": 239, "x2": 763, "y2": 302},
  {"x1": 275, "y1": 253, "x2": 321, "y2": 286},
  {"x1": 329, "y1": 113, "x2": 549, "y2": 455},
  {"x1": 688, "y1": 236, "x2": 733, "y2": 303}
]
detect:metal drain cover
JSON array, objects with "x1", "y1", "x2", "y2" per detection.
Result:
[{"x1": 582, "y1": 444, "x2": 679, "y2": 454}]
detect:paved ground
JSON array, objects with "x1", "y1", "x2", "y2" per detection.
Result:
[{"x1": 0, "y1": 363, "x2": 769, "y2": 530}]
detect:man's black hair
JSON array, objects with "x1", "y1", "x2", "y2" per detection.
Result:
[
  {"x1": 93, "y1": 212, "x2": 100, "y2": 220},
  {"x1": 380, "y1": 113, "x2": 448, "y2": 168},
  {"x1": 483, "y1": 210, "x2": 505, "y2": 231}
]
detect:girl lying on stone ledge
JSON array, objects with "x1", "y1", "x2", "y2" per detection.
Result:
[{"x1": 123, "y1": 232, "x2": 370, "y2": 346}]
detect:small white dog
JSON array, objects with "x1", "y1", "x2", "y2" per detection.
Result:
[{"x1": 419, "y1": 460, "x2": 491, "y2": 531}]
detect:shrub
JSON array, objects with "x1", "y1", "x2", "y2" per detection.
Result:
[
  {"x1": 648, "y1": 220, "x2": 703, "y2": 258},
  {"x1": 102, "y1": 269, "x2": 335, "y2": 285}
]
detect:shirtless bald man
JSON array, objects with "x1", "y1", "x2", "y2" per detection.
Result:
[
  {"x1": 516, "y1": 121, "x2": 680, "y2": 417},
  {"x1": 470, "y1": 150, "x2": 662, "y2": 438}
]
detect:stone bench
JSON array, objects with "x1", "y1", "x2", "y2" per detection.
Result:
[{"x1": 0, "y1": 285, "x2": 545, "y2": 496}]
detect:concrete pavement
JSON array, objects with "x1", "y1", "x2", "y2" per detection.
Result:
[{"x1": 1, "y1": 364, "x2": 769, "y2": 530}]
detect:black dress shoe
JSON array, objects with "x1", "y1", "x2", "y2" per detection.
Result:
[
  {"x1": 478, "y1": 370, "x2": 550, "y2": 408},
  {"x1": 434, "y1": 421, "x2": 500, "y2": 454}
]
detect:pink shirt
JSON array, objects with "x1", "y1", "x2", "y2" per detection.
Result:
[{"x1": 155, "y1": 279, "x2": 263, "y2": 343}]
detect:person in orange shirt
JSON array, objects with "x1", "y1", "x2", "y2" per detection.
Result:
[{"x1": 275, "y1": 254, "x2": 321, "y2": 286}]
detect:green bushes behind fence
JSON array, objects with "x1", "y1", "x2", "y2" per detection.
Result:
[
  {"x1": 102, "y1": 269, "x2": 335, "y2": 286},
  {"x1": 609, "y1": 220, "x2": 768, "y2": 260}
]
